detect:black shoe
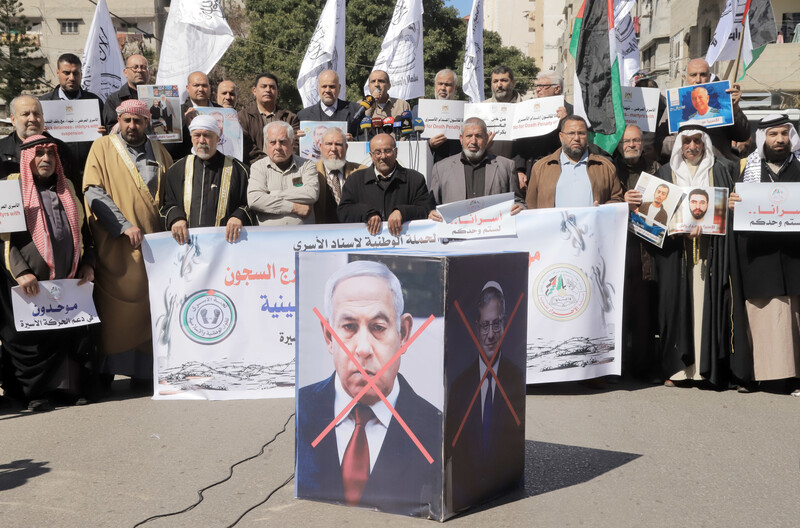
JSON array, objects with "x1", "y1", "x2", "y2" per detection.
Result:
[{"x1": 27, "y1": 399, "x2": 54, "y2": 412}]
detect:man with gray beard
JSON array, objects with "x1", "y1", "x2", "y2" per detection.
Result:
[
  {"x1": 161, "y1": 115, "x2": 251, "y2": 244},
  {"x1": 313, "y1": 128, "x2": 365, "y2": 224},
  {"x1": 427, "y1": 117, "x2": 524, "y2": 220}
]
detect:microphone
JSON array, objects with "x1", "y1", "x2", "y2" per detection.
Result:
[
  {"x1": 360, "y1": 116, "x2": 372, "y2": 142},
  {"x1": 371, "y1": 116, "x2": 383, "y2": 139},
  {"x1": 413, "y1": 117, "x2": 425, "y2": 140},
  {"x1": 399, "y1": 110, "x2": 413, "y2": 121},
  {"x1": 350, "y1": 94, "x2": 376, "y2": 129},
  {"x1": 393, "y1": 120, "x2": 402, "y2": 140},
  {"x1": 401, "y1": 117, "x2": 413, "y2": 137},
  {"x1": 382, "y1": 116, "x2": 395, "y2": 135}
]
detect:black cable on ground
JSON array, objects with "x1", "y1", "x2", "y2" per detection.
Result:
[
  {"x1": 133, "y1": 412, "x2": 295, "y2": 527},
  {"x1": 224, "y1": 472, "x2": 295, "y2": 528}
]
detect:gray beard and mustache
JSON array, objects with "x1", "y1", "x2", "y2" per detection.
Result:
[
  {"x1": 322, "y1": 158, "x2": 346, "y2": 171},
  {"x1": 462, "y1": 148, "x2": 486, "y2": 162}
]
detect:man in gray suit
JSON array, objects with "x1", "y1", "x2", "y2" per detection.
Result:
[{"x1": 428, "y1": 117, "x2": 525, "y2": 220}]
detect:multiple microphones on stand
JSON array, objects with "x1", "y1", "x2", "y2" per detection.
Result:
[{"x1": 350, "y1": 94, "x2": 425, "y2": 142}]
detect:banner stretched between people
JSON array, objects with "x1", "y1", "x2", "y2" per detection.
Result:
[{"x1": 142, "y1": 205, "x2": 628, "y2": 400}]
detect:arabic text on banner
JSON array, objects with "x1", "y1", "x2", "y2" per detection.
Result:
[
  {"x1": 436, "y1": 193, "x2": 516, "y2": 239},
  {"x1": 417, "y1": 99, "x2": 466, "y2": 140},
  {"x1": 40, "y1": 100, "x2": 102, "y2": 143},
  {"x1": 11, "y1": 280, "x2": 100, "y2": 331},
  {"x1": 142, "y1": 205, "x2": 627, "y2": 400},
  {"x1": 463, "y1": 96, "x2": 564, "y2": 141},
  {"x1": 621, "y1": 86, "x2": 660, "y2": 132},
  {"x1": 734, "y1": 182, "x2": 800, "y2": 232}
]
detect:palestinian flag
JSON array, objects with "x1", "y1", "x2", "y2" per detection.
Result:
[
  {"x1": 738, "y1": 0, "x2": 777, "y2": 81},
  {"x1": 569, "y1": 0, "x2": 625, "y2": 154}
]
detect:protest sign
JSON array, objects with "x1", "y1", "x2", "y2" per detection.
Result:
[
  {"x1": 629, "y1": 173, "x2": 684, "y2": 247},
  {"x1": 41, "y1": 100, "x2": 102, "y2": 143},
  {"x1": 621, "y1": 86, "x2": 660, "y2": 132},
  {"x1": 417, "y1": 99, "x2": 466, "y2": 140},
  {"x1": 669, "y1": 186, "x2": 729, "y2": 235},
  {"x1": 734, "y1": 182, "x2": 800, "y2": 232},
  {"x1": 436, "y1": 193, "x2": 516, "y2": 239},
  {"x1": 11, "y1": 280, "x2": 100, "y2": 331},
  {"x1": 667, "y1": 81, "x2": 734, "y2": 133},
  {"x1": 0, "y1": 180, "x2": 26, "y2": 233},
  {"x1": 137, "y1": 85, "x2": 182, "y2": 143},
  {"x1": 463, "y1": 96, "x2": 564, "y2": 140},
  {"x1": 195, "y1": 107, "x2": 243, "y2": 162}
]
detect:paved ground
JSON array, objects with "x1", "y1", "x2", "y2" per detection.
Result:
[{"x1": 1, "y1": 379, "x2": 798, "y2": 528}]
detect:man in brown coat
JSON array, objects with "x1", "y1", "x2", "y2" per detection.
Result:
[
  {"x1": 313, "y1": 128, "x2": 365, "y2": 224},
  {"x1": 526, "y1": 115, "x2": 623, "y2": 209}
]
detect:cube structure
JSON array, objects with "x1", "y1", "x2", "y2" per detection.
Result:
[{"x1": 294, "y1": 251, "x2": 528, "y2": 520}]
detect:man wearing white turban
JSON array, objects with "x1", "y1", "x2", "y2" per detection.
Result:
[{"x1": 161, "y1": 114, "x2": 252, "y2": 245}]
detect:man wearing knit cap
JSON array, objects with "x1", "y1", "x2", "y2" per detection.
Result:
[
  {"x1": 83, "y1": 99, "x2": 173, "y2": 389},
  {"x1": 1, "y1": 135, "x2": 96, "y2": 411},
  {"x1": 632, "y1": 124, "x2": 739, "y2": 388},
  {"x1": 729, "y1": 115, "x2": 800, "y2": 395},
  {"x1": 445, "y1": 280, "x2": 525, "y2": 511},
  {"x1": 161, "y1": 114, "x2": 251, "y2": 244}
]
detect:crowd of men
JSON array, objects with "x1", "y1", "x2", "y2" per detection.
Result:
[{"x1": 1, "y1": 50, "x2": 798, "y2": 413}]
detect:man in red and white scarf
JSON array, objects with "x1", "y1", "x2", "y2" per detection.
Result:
[{"x1": 0, "y1": 135, "x2": 95, "y2": 411}]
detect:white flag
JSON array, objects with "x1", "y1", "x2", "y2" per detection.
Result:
[
  {"x1": 297, "y1": 0, "x2": 346, "y2": 109},
  {"x1": 462, "y1": 0, "x2": 485, "y2": 102},
  {"x1": 706, "y1": 0, "x2": 743, "y2": 66},
  {"x1": 365, "y1": 0, "x2": 425, "y2": 100},
  {"x1": 614, "y1": 0, "x2": 639, "y2": 86},
  {"x1": 156, "y1": 0, "x2": 234, "y2": 102},
  {"x1": 81, "y1": 0, "x2": 125, "y2": 102}
]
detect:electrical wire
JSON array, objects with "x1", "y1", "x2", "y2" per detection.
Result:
[{"x1": 132, "y1": 412, "x2": 295, "y2": 528}]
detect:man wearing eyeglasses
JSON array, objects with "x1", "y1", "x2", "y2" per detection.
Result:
[
  {"x1": 642, "y1": 124, "x2": 738, "y2": 388},
  {"x1": 102, "y1": 54, "x2": 150, "y2": 128},
  {"x1": 526, "y1": 115, "x2": 623, "y2": 209},
  {"x1": 614, "y1": 125, "x2": 660, "y2": 192},
  {"x1": 338, "y1": 133, "x2": 429, "y2": 236}
]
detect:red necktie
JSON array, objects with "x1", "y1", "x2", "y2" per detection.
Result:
[{"x1": 341, "y1": 404, "x2": 373, "y2": 505}]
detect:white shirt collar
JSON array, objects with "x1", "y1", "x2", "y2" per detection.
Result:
[{"x1": 333, "y1": 372, "x2": 399, "y2": 429}]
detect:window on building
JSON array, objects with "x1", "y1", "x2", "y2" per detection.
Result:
[
  {"x1": 119, "y1": 22, "x2": 137, "y2": 34},
  {"x1": 781, "y1": 13, "x2": 800, "y2": 42},
  {"x1": 59, "y1": 20, "x2": 80, "y2": 35}
]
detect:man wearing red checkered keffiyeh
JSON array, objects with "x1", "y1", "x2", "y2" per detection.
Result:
[{"x1": 0, "y1": 135, "x2": 96, "y2": 411}]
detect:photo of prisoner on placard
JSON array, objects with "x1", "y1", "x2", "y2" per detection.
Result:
[
  {"x1": 628, "y1": 172, "x2": 684, "y2": 248},
  {"x1": 295, "y1": 252, "x2": 444, "y2": 518},
  {"x1": 196, "y1": 107, "x2": 243, "y2": 162},
  {"x1": 669, "y1": 186, "x2": 730, "y2": 235},
  {"x1": 137, "y1": 85, "x2": 182, "y2": 143},
  {"x1": 667, "y1": 81, "x2": 734, "y2": 133},
  {"x1": 299, "y1": 121, "x2": 347, "y2": 161},
  {"x1": 444, "y1": 253, "x2": 527, "y2": 515}
]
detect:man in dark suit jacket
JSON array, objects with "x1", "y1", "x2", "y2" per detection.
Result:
[
  {"x1": 296, "y1": 69, "x2": 361, "y2": 138},
  {"x1": 102, "y1": 54, "x2": 149, "y2": 128},
  {"x1": 295, "y1": 260, "x2": 442, "y2": 517},
  {"x1": 428, "y1": 117, "x2": 525, "y2": 219},
  {"x1": 445, "y1": 281, "x2": 525, "y2": 513},
  {"x1": 39, "y1": 53, "x2": 105, "y2": 199},
  {"x1": 313, "y1": 128, "x2": 365, "y2": 224},
  {"x1": 338, "y1": 133, "x2": 429, "y2": 235}
]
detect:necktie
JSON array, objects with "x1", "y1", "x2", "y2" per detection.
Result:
[
  {"x1": 341, "y1": 404, "x2": 373, "y2": 505},
  {"x1": 328, "y1": 170, "x2": 342, "y2": 205},
  {"x1": 482, "y1": 378, "x2": 493, "y2": 454}
]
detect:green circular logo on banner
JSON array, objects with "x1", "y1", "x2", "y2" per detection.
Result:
[
  {"x1": 533, "y1": 264, "x2": 590, "y2": 321},
  {"x1": 181, "y1": 289, "x2": 237, "y2": 344}
]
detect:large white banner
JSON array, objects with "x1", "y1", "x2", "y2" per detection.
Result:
[
  {"x1": 143, "y1": 205, "x2": 627, "y2": 400},
  {"x1": 614, "y1": 0, "x2": 639, "y2": 86},
  {"x1": 156, "y1": 0, "x2": 234, "y2": 102},
  {"x1": 462, "y1": 0, "x2": 485, "y2": 102},
  {"x1": 366, "y1": 0, "x2": 425, "y2": 100},
  {"x1": 706, "y1": 0, "x2": 744, "y2": 66},
  {"x1": 296, "y1": 0, "x2": 346, "y2": 109},
  {"x1": 81, "y1": 0, "x2": 125, "y2": 102}
]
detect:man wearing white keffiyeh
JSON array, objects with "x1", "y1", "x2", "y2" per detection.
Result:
[
  {"x1": 729, "y1": 114, "x2": 800, "y2": 396},
  {"x1": 649, "y1": 124, "x2": 739, "y2": 388},
  {"x1": 1, "y1": 135, "x2": 96, "y2": 411}
]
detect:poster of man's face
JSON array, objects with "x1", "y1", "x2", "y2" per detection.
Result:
[
  {"x1": 669, "y1": 186, "x2": 729, "y2": 235},
  {"x1": 629, "y1": 172, "x2": 684, "y2": 247},
  {"x1": 295, "y1": 252, "x2": 444, "y2": 517}
]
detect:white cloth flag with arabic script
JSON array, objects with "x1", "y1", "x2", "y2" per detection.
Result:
[
  {"x1": 81, "y1": 0, "x2": 125, "y2": 102},
  {"x1": 462, "y1": 0, "x2": 485, "y2": 102},
  {"x1": 365, "y1": 0, "x2": 425, "y2": 100},
  {"x1": 297, "y1": 0, "x2": 346, "y2": 108},
  {"x1": 156, "y1": 0, "x2": 234, "y2": 102}
]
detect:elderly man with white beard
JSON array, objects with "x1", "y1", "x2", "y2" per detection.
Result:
[
  {"x1": 313, "y1": 128, "x2": 365, "y2": 224},
  {"x1": 641, "y1": 124, "x2": 740, "y2": 389},
  {"x1": 161, "y1": 114, "x2": 252, "y2": 244},
  {"x1": 729, "y1": 114, "x2": 800, "y2": 395},
  {"x1": 427, "y1": 117, "x2": 524, "y2": 219}
]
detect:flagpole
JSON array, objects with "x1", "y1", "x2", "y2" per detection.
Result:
[{"x1": 730, "y1": 0, "x2": 753, "y2": 81}]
